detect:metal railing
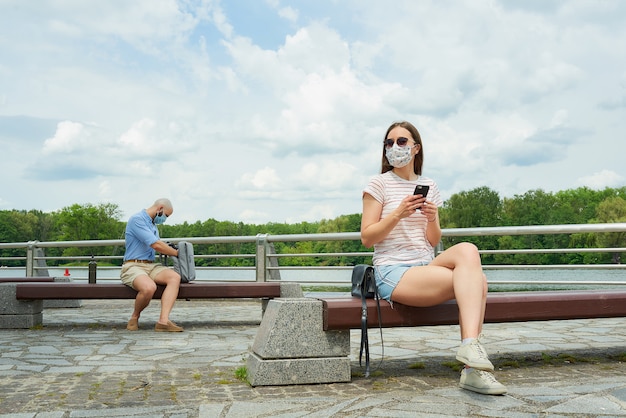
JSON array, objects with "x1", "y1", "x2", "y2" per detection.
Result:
[{"x1": 1, "y1": 223, "x2": 625, "y2": 288}]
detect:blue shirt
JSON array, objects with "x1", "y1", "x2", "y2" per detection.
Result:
[{"x1": 123, "y1": 209, "x2": 159, "y2": 261}]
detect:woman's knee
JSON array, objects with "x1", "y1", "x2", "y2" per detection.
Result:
[
  {"x1": 454, "y1": 242, "x2": 481, "y2": 263},
  {"x1": 456, "y1": 241, "x2": 479, "y2": 254}
]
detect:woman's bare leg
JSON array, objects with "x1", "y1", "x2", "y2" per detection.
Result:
[{"x1": 390, "y1": 242, "x2": 487, "y2": 339}]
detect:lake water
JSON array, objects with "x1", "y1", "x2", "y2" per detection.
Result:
[{"x1": 2, "y1": 266, "x2": 625, "y2": 290}]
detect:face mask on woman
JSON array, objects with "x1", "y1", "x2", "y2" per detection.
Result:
[{"x1": 385, "y1": 143, "x2": 413, "y2": 168}]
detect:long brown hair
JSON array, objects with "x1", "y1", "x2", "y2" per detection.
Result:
[{"x1": 381, "y1": 121, "x2": 423, "y2": 175}]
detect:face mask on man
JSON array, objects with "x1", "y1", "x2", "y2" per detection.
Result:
[
  {"x1": 385, "y1": 143, "x2": 414, "y2": 168},
  {"x1": 154, "y1": 211, "x2": 167, "y2": 225}
]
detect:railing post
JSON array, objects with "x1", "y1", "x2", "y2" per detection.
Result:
[
  {"x1": 256, "y1": 234, "x2": 268, "y2": 282},
  {"x1": 25, "y1": 241, "x2": 39, "y2": 277},
  {"x1": 266, "y1": 242, "x2": 281, "y2": 281},
  {"x1": 435, "y1": 241, "x2": 444, "y2": 257},
  {"x1": 34, "y1": 248, "x2": 50, "y2": 277}
]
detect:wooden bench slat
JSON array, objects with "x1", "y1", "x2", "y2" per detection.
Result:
[
  {"x1": 0, "y1": 277, "x2": 55, "y2": 283},
  {"x1": 321, "y1": 289, "x2": 626, "y2": 330},
  {"x1": 15, "y1": 282, "x2": 282, "y2": 300}
]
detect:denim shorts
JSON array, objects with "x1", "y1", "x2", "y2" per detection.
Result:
[{"x1": 374, "y1": 262, "x2": 429, "y2": 302}]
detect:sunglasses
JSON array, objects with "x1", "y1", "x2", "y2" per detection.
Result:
[{"x1": 384, "y1": 137, "x2": 412, "y2": 148}]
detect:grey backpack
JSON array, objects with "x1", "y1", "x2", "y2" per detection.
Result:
[{"x1": 164, "y1": 241, "x2": 196, "y2": 283}]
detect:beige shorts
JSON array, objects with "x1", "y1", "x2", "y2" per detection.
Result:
[{"x1": 120, "y1": 262, "x2": 171, "y2": 289}]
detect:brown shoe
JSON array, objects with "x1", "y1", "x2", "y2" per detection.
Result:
[
  {"x1": 155, "y1": 320, "x2": 183, "y2": 332},
  {"x1": 127, "y1": 318, "x2": 139, "y2": 331}
]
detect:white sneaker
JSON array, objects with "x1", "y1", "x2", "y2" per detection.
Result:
[
  {"x1": 459, "y1": 368, "x2": 507, "y2": 395},
  {"x1": 456, "y1": 339, "x2": 494, "y2": 371}
]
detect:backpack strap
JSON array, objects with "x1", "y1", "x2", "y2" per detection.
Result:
[
  {"x1": 357, "y1": 268, "x2": 384, "y2": 378},
  {"x1": 359, "y1": 289, "x2": 371, "y2": 377}
]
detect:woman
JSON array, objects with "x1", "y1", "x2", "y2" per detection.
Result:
[{"x1": 360, "y1": 121, "x2": 506, "y2": 395}]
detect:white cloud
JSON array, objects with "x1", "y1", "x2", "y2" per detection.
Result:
[
  {"x1": 1, "y1": 0, "x2": 625, "y2": 223},
  {"x1": 42, "y1": 121, "x2": 86, "y2": 154},
  {"x1": 292, "y1": 203, "x2": 337, "y2": 224},
  {"x1": 211, "y1": 4, "x2": 234, "y2": 39},
  {"x1": 115, "y1": 118, "x2": 196, "y2": 162},
  {"x1": 238, "y1": 167, "x2": 283, "y2": 190},
  {"x1": 98, "y1": 180, "x2": 113, "y2": 202},
  {"x1": 578, "y1": 170, "x2": 625, "y2": 190},
  {"x1": 280, "y1": 24, "x2": 348, "y2": 74},
  {"x1": 118, "y1": 118, "x2": 157, "y2": 150},
  {"x1": 298, "y1": 161, "x2": 358, "y2": 190},
  {"x1": 278, "y1": 6, "x2": 298, "y2": 23},
  {"x1": 522, "y1": 54, "x2": 584, "y2": 101}
]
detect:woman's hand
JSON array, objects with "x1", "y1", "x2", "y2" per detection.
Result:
[
  {"x1": 421, "y1": 200, "x2": 438, "y2": 223},
  {"x1": 395, "y1": 194, "x2": 427, "y2": 219}
]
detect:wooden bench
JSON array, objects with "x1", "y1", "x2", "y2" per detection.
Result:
[
  {"x1": 247, "y1": 289, "x2": 626, "y2": 386},
  {"x1": 320, "y1": 289, "x2": 626, "y2": 330},
  {"x1": 15, "y1": 281, "x2": 283, "y2": 300},
  {"x1": 0, "y1": 277, "x2": 55, "y2": 283},
  {"x1": 1, "y1": 281, "x2": 301, "y2": 329}
]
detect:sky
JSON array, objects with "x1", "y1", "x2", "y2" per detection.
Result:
[{"x1": 1, "y1": 0, "x2": 625, "y2": 225}]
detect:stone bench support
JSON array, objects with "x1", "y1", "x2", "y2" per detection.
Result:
[
  {"x1": 43, "y1": 276, "x2": 83, "y2": 309},
  {"x1": 247, "y1": 298, "x2": 351, "y2": 386},
  {"x1": 0, "y1": 283, "x2": 43, "y2": 328}
]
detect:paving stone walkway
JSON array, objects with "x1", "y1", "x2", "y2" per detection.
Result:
[{"x1": 1, "y1": 298, "x2": 626, "y2": 417}]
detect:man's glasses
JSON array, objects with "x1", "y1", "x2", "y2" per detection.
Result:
[{"x1": 384, "y1": 137, "x2": 411, "y2": 148}]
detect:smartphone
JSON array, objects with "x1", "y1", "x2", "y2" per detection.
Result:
[{"x1": 413, "y1": 184, "x2": 430, "y2": 198}]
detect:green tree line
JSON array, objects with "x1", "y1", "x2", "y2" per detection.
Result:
[{"x1": 1, "y1": 186, "x2": 625, "y2": 267}]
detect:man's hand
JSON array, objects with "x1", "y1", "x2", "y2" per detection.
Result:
[
  {"x1": 168, "y1": 242, "x2": 179, "y2": 257},
  {"x1": 152, "y1": 240, "x2": 179, "y2": 257}
]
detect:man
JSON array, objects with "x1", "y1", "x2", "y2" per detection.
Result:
[{"x1": 120, "y1": 198, "x2": 183, "y2": 332}]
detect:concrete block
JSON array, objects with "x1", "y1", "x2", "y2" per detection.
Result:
[
  {"x1": 44, "y1": 299, "x2": 83, "y2": 308},
  {"x1": 247, "y1": 353, "x2": 350, "y2": 386},
  {"x1": 247, "y1": 298, "x2": 352, "y2": 386},
  {"x1": 261, "y1": 282, "x2": 304, "y2": 313},
  {"x1": 279, "y1": 282, "x2": 303, "y2": 298},
  {"x1": 253, "y1": 298, "x2": 349, "y2": 359},
  {"x1": 0, "y1": 283, "x2": 43, "y2": 314},
  {"x1": 0, "y1": 284, "x2": 43, "y2": 328},
  {"x1": 44, "y1": 276, "x2": 83, "y2": 308},
  {"x1": 0, "y1": 313, "x2": 43, "y2": 328}
]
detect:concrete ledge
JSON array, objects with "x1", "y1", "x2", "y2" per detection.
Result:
[
  {"x1": 247, "y1": 353, "x2": 350, "y2": 386},
  {"x1": 247, "y1": 298, "x2": 351, "y2": 386}
]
